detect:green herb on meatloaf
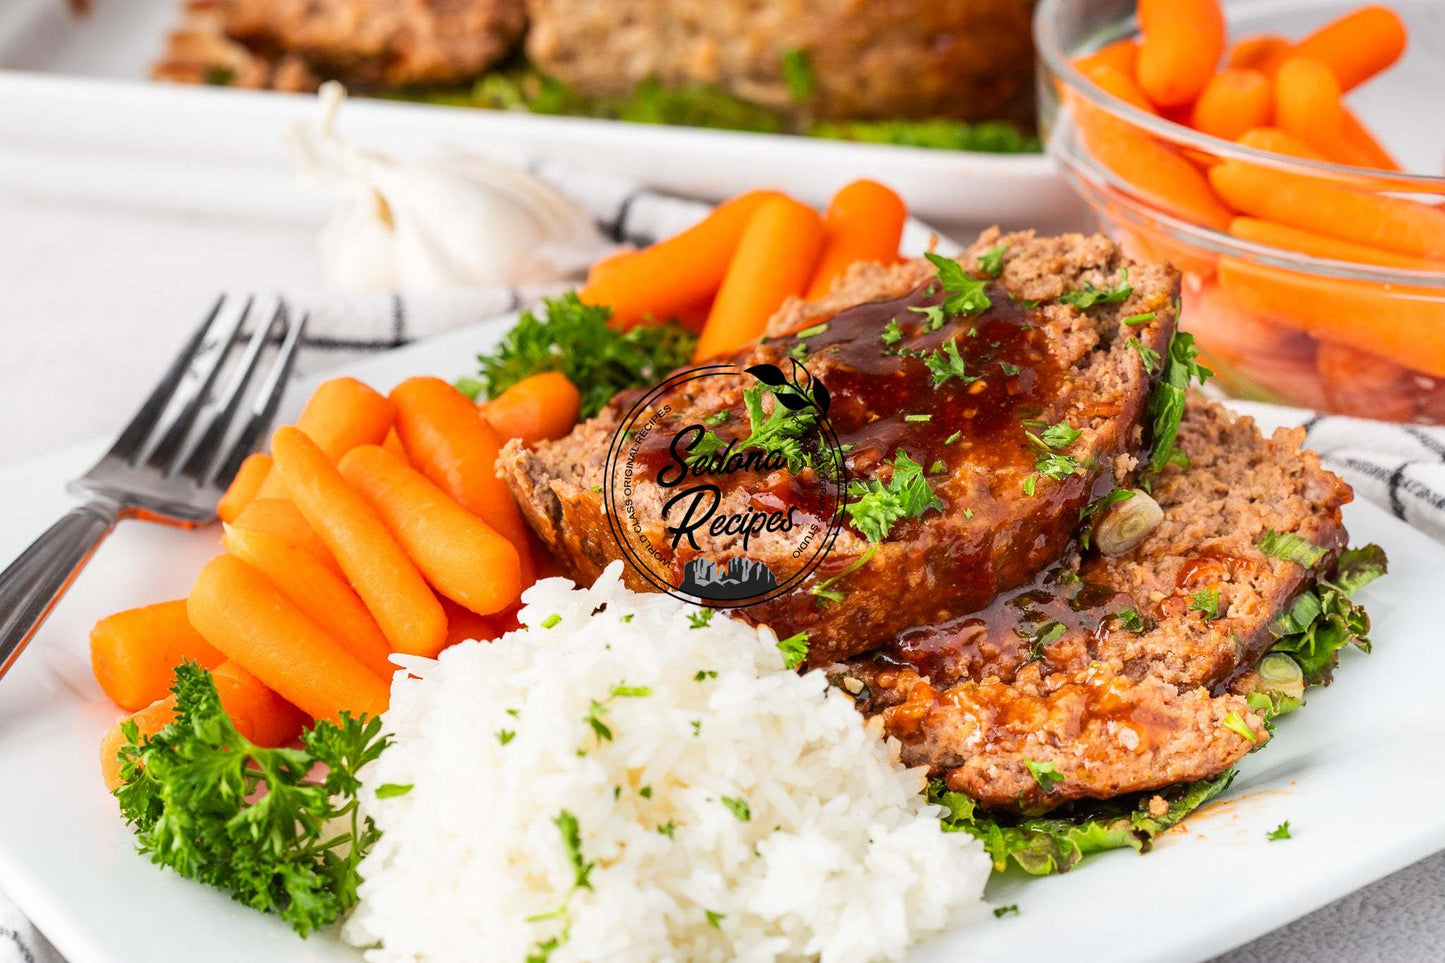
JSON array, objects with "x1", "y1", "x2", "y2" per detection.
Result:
[
  {"x1": 1265, "y1": 544, "x2": 1386, "y2": 684},
  {"x1": 930, "y1": 771, "x2": 1237, "y2": 875},
  {"x1": 393, "y1": 67, "x2": 1040, "y2": 154},
  {"x1": 1144, "y1": 331, "x2": 1213, "y2": 476},
  {"x1": 845, "y1": 449, "x2": 946, "y2": 543},
  {"x1": 461, "y1": 292, "x2": 696, "y2": 419},
  {"x1": 113, "y1": 663, "x2": 389, "y2": 936}
]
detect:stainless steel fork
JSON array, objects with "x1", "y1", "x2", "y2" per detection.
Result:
[{"x1": 0, "y1": 296, "x2": 307, "y2": 680}]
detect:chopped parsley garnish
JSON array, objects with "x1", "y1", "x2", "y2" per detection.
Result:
[
  {"x1": 993, "y1": 904, "x2": 1020, "y2": 919},
  {"x1": 1024, "y1": 621, "x2": 1067, "y2": 659},
  {"x1": 1060, "y1": 268, "x2": 1132, "y2": 310},
  {"x1": 781, "y1": 47, "x2": 816, "y2": 99},
  {"x1": 703, "y1": 410, "x2": 729, "y2": 427},
  {"x1": 1145, "y1": 331, "x2": 1213, "y2": 475},
  {"x1": 1129, "y1": 338, "x2": 1161, "y2": 374},
  {"x1": 541, "y1": 613, "x2": 562, "y2": 629},
  {"x1": 944, "y1": 430, "x2": 962, "y2": 445},
  {"x1": 905, "y1": 413, "x2": 933, "y2": 422},
  {"x1": 658, "y1": 820, "x2": 677, "y2": 838},
  {"x1": 977, "y1": 244, "x2": 1008, "y2": 278},
  {"x1": 844, "y1": 449, "x2": 946, "y2": 542},
  {"x1": 463, "y1": 292, "x2": 695, "y2": 418},
  {"x1": 922, "y1": 338, "x2": 978, "y2": 387},
  {"x1": 497, "y1": 729, "x2": 516, "y2": 745},
  {"x1": 908, "y1": 303, "x2": 950, "y2": 332},
  {"x1": 694, "y1": 669, "x2": 718, "y2": 681},
  {"x1": 929, "y1": 459, "x2": 946, "y2": 474},
  {"x1": 881, "y1": 319, "x2": 904, "y2": 347},
  {"x1": 525, "y1": 810, "x2": 595, "y2": 960},
  {"x1": 691, "y1": 383, "x2": 828, "y2": 476},
  {"x1": 795, "y1": 322, "x2": 829, "y2": 339},
  {"x1": 582, "y1": 683, "x2": 651, "y2": 743},
  {"x1": 1190, "y1": 588, "x2": 1221, "y2": 620},
  {"x1": 1024, "y1": 760, "x2": 1065, "y2": 793},
  {"x1": 375, "y1": 782, "x2": 413, "y2": 799},
  {"x1": 1027, "y1": 420, "x2": 1081, "y2": 451},
  {"x1": 1220, "y1": 711, "x2": 1258, "y2": 743},
  {"x1": 1121, "y1": 311, "x2": 1157, "y2": 326},
  {"x1": 1267, "y1": 821, "x2": 1292, "y2": 841},
  {"x1": 777, "y1": 631, "x2": 810, "y2": 670},
  {"x1": 999, "y1": 361, "x2": 1020, "y2": 376},
  {"x1": 924, "y1": 252, "x2": 992, "y2": 316},
  {"x1": 1258, "y1": 530, "x2": 1327, "y2": 568},
  {"x1": 705, "y1": 909, "x2": 727, "y2": 929},
  {"x1": 639, "y1": 785, "x2": 653, "y2": 798},
  {"x1": 687, "y1": 609, "x2": 714, "y2": 629},
  {"x1": 1033, "y1": 453, "x2": 1085, "y2": 482},
  {"x1": 112, "y1": 663, "x2": 389, "y2": 936},
  {"x1": 811, "y1": 545, "x2": 879, "y2": 607},
  {"x1": 690, "y1": 720, "x2": 702, "y2": 736},
  {"x1": 1022, "y1": 475, "x2": 1037, "y2": 496},
  {"x1": 720, "y1": 796, "x2": 752, "y2": 821},
  {"x1": 1116, "y1": 608, "x2": 1149, "y2": 633}
]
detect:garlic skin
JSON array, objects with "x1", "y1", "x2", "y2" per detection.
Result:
[{"x1": 290, "y1": 82, "x2": 615, "y2": 292}]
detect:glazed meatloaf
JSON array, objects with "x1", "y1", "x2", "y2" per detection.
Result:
[
  {"x1": 157, "y1": 0, "x2": 526, "y2": 89},
  {"x1": 499, "y1": 230, "x2": 1180, "y2": 664},
  {"x1": 525, "y1": 0, "x2": 1036, "y2": 122},
  {"x1": 839, "y1": 394, "x2": 1353, "y2": 811}
]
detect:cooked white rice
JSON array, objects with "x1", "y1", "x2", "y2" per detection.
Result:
[{"x1": 343, "y1": 562, "x2": 991, "y2": 962}]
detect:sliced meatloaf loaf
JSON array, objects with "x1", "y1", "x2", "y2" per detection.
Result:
[
  {"x1": 499, "y1": 230, "x2": 1180, "y2": 664},
  {"x1": 836, "y1": 394, "x2": 1353, "y2": 811}
]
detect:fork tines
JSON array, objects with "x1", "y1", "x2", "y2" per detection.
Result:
[{"x1": 97, "y1": 295, "x2": 307, "y2": 495}]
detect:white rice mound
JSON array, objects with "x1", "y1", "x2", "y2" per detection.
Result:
[{"x1": 343, "y1": 562, "x2": 991, "y2": 963}]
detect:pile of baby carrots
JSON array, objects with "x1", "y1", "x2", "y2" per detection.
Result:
[
  {"x1": 1072, "y1": 1, "x2": 1445, "y2": 413},
  {"x1": 93, "y1": 372, "x2": 580, "y2": 789},
  {"x1": 578, "y1": 179, "x2": 908, "y2": 359}
]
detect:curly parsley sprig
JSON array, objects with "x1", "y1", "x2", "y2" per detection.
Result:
[{"x1": 114, "y1": 663, "x2": 391, "y2": 937}]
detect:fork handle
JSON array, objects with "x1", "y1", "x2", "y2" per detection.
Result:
[{"x1": 0, "y1": 497, "x2": 121, "y2": 681}]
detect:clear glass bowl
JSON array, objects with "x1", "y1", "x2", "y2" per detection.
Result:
[{"x1": 1035, "y1": 0, "x2": 1445, "y2": 421}]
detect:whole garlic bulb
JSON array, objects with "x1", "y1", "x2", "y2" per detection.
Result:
[{"x1": 290, "y1": 82, "x2": 615, "y2": 292}]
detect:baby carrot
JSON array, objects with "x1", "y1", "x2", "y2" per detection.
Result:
[
  {"x1": 1083, "y1": 64, "x2": 1158, "y2": 115},
  {"x1": 482, "y1": 371, "x2": 582, "y2": 445},
  {"x1": 580, "y1": 190, "x2": 789, "y2": 329},
  {"x1": 339, "y1": 445, "x2": 523, "y2": 616},
  {"x1": 216, "y1": 452, "x2": 271, "y2": 523},
  {"x1": 390, "y1": 376, "x2": 536, "y2": 585},
  {"x1": 1235, "y1": 127, "x2": 1329, "y2": 161},
  {"x1": 694, "y1": 196, "x2": 825, "y2": 360},
  {"x1": 255, "y1": 377, "x2": 396, "y2": 498},
  {"x1": 1209, "y1": 161, "x2": 1445, "y2": 259},
  {"x1": 221, "y1": 526, "x2": 396, "y2": 678},
  {"x1": 187, "y1": 554, "x2": 391, "y2": 720},
  {"x1": 1079, "y1": 97, "x2": 1232, "y2": 231},
  {"x1": 1229, "y1": 217, "x2": 1442, "y2": 270},
  {"x1": 99, "y1": 661, "x2": 309, "y2": 791},
  {"x1": 1273, "y1": 57, "x2": 1348, "y2": 161},
  {"x1": 1292, "y1": 5, "x2": 1407, "y2": 91},
  {"x1": 1191, "y1": 69, "x2": 1272, "y2": 141},
  {"x1": 804, "y1": 180, "x2": 908, "y2": 300},
  {"x1": 1227, "y1": 34, "x2": 1291, "y2": 74},
  {"x1": 271, "y1": 426, "x2": 448, "y2": 658},
  {"x1": 229, "y1": 497, "x2": 343, "y2": 577},
  {"x1": 441, "y1": 598, "x2": 501, "y2": 650},
  {"x1": 1136, "y1": 0, "x2": 1226, "y2": 107},
  {"x1": 1073, "y1": 38, "x2": 1138, "y2": 78},
  {"x1": 1218, "y1": 257, "x2": 1445, "y2": 376},
  {"x1": 1340, "y1": 109, "x2": 1401, "y2": 171},
  {"x1": 90, "y1": 600, "x2": 225, "y2": 711}
]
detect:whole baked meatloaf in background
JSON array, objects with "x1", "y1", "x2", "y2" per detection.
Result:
[
  {"x1": 498, "y1": 230, "x2": 1179, "y2": 665},
  {"x1": 525, "y1": 0, "x2": 1037, "y2": 122}
]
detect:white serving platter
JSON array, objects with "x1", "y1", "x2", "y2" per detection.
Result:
[
  {"x1": 0, "y1": 0, "x2": 1085, "y2": 231},
  {"x1": 0, "y1": 314, "x2": 1440, "y2": 963}
]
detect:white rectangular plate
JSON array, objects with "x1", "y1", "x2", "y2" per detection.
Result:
[
  {"x1": 0, "y1": 0, "x2": 1082, "y2": 230},
  {"x1": 0, "y1": 317, "x2": 1440, "y2": 963}
]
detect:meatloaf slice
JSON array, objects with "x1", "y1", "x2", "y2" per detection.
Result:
[
  {"x1": 500, "y1": 230, "x2": 1179, "y2": 664},
  {"x1": 525, "y1": 0, "x2": 1036, "y2": 123},
  {"x1": 857, "y1": 659, "x2": 1268, "y2": 811},
  {"x1": 869, "y1": 394, "x2": 1353, "y2": 693}
]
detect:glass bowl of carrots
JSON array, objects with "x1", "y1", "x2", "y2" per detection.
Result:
[{"x1": 1036, "y1": 0, "x2": 1445, "y2": 422}]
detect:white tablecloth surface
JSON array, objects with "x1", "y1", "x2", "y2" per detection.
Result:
[{"x1": 1, "y1": 178, "x2": 1442, "y2": 963}]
